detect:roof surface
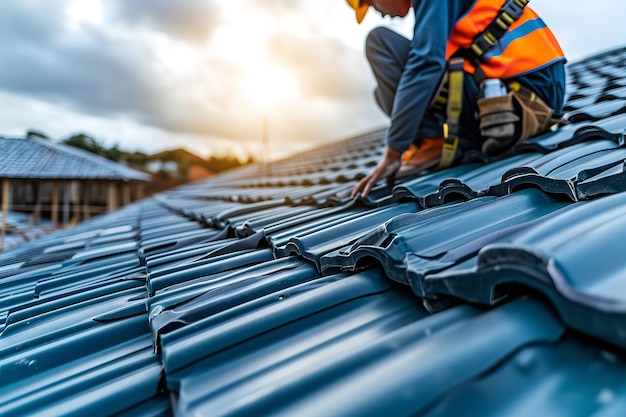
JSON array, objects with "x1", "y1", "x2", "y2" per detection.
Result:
[
  {"x1": 0, "y1": 137, "x2": 151, "y2": 181},
  {"x1": 1, "y1": 46, "x2": 626, "y2": 416}
]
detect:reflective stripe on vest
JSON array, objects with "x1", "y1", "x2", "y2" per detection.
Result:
[{"x1": 446, "y1": 1, "x2": 565, "y2": 79}]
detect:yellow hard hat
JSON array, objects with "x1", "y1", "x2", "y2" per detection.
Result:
[{"x1": 345, "y1": 0, "x2": 369, "y2": 24}]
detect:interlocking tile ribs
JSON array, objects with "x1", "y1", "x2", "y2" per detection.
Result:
[{"x1": 424, "y1": 192, "x2": 626, "y2": 349}]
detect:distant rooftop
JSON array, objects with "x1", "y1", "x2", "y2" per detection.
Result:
[{"x1": 0, "y1": 137, "x2": 151, "y2": 181}]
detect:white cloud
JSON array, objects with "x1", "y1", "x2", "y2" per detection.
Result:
[{"x1": 106, "y1": 0, "x2": 223, "y2": 45}]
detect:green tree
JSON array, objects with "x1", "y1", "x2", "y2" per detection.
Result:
[
  {"x1": 26, "y1": 130, "x2": 49, "y2": 140},
  {"x1": 62, "y1": 133, "x2": 104, "y2": 154},
  {"x1": 104, "y1": 144, "x2": 122, "y2": 162}
]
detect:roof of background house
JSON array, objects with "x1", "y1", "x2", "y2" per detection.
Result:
[
  {"x1": 1, "y1": 46, "x2": 626, "y2": 416},
  {"x1": 0, "y1": 136, "x2": 151, "y2": 181}
]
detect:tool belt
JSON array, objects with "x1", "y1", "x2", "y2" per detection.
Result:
[{"x1": 478, "y1": 81, "x2": 557, "y2": 156}]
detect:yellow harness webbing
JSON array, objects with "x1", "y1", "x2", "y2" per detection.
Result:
[{"x1": 437, "y1": 58, "x2": 464, "y2": 170}]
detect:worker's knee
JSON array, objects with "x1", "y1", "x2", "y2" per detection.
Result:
[
  {"x1": 365, "y1": 26, "x2": 399, "y2": 60},
  {"x1": 366, "y1": 26, "x2": 396, "y2": 46}
]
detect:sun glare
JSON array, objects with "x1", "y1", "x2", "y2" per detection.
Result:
[
  {"x1": 207, "y1": 4, "x2": 301, "y2": 111},
  {"x1": 66, "y1": 0, "x2": 104, "y2": 24},
  {"x1": 243, "y1": 62, "x2": 299, "y2": 110}
]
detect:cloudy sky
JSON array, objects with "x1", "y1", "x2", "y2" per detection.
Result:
[{"x1": 1, "y1": 1, "x2": 624, "y2": 160}]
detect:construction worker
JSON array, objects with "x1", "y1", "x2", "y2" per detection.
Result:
[{"x1": 348, "y1": 0, "x2": 566, "y2": 197}]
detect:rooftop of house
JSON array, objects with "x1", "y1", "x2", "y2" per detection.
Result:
[
  {"x1": 0, "y1": 136, "x2": 151, "y2": 181},
  {"x1": 0, "y1": 45, "x2": 626, "y2": 416}
]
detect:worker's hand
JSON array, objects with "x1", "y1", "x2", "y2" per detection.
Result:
[{"x1": 351, "y1": 146, "x2": 403, "y2": 198}]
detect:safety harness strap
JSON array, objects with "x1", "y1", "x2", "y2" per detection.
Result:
[
  {"x1": 437, "y1": 58, "x2": 464, "y2": 170},
  {"x1": 435, "y1": 0, "x2": 530, "y2": 169},
  {"x1": 468, "y1": 0, "x2": 529, "y2": 66}
]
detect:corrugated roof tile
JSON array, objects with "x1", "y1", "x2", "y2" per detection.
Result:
[{"x1": 424, "y1": 191, "x2": 626, "y2": 348}]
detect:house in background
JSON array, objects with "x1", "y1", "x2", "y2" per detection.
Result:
[
  {"x1": 146, "y1": 149, "x2": 213, "y2": 181},
  {"x1": 0, "y1": 136, "x2": 151, "y2": 249},
  {"x1": 144, "y1": 148, "x2": 214, "y2": 195}
]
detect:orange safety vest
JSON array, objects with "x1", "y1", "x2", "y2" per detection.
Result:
[{"x1": 446, "y1": 0, "x2": 565, "y2": 79}]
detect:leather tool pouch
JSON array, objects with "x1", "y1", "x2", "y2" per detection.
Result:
[{"x1": 478, "y1": 91, "x2": 554, "y2": 155}]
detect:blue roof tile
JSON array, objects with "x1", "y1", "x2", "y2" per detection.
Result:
[
  {"x1": 424, "y1": 191, "x2": 626, "y2": 348},
  {"x1": 322, "y1": 189, "x2": 570, "y2": 286}
]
